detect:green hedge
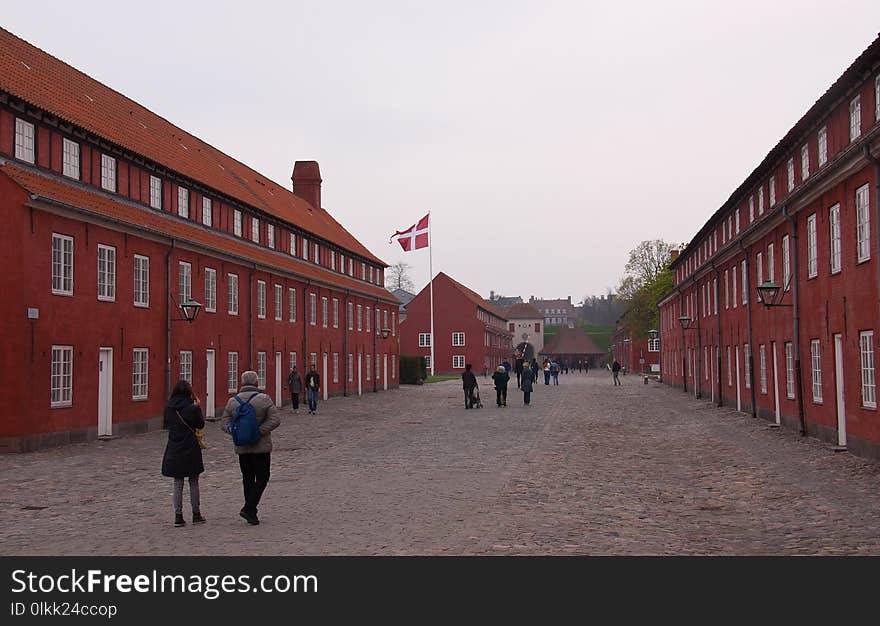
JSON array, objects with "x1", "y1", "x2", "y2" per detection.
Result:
[{"x1": 400, "y1": 355, "x2": 427, "y2": 384}]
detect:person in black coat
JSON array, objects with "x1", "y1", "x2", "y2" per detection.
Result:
[
  {"x1": 461, "y1": 363, "x2": 478, "y2": 408},
  {"x1": 520, "y1": 363, "x2": 535, "y2": 405},
  {"x1": 161, "y1": 380, "x2": 206, "y2": 527},
  {"x1": 492, "y1": 365, "x2": 510, "y2": 407}
]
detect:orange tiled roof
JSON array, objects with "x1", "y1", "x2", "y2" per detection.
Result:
[
  {"x1": 1, "y1": 163, "x2": 397, "y2": 303},
  {"x1": 0, "y1": 27, "x2": 385, "y2": 266},
  {"x1": 499, "y1": 302, "x2": 542, "y2": 319},
  {"x1": 437, "y1": 272, "x2": 509, "y2": 323},
  {"x1": 540, "y1": 326, "x2": 604, "y2": 356}
]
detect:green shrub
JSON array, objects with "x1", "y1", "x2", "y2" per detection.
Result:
[{"x1": 400, "y1": 355, "x2": 427, "y2": 384}]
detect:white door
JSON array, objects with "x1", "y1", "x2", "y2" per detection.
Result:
[
  {"x1": 358, "y1": 354, "x2": 362, "y2": 396},
  {"x1": 205, "y1": 350, "x2": 216, "y2": 418},
  {"x1": 834, "y1": 334, "x2": 847, "y2": 447},
  {"x1": 322, "y1": 353, "x2": 328, "y2": 401},
  {"x1": 710, "y1": 347, "x2": 715, "y2": 403},
  {"x1": 98, "y1": 347, "x2": 113, "y2": 437},
  {"x1": 772, "y1": 342, "x2": 781, "y2": 424},
  {"x1": 735, "y1": 345, "x2": 742, "y2": 412},
  {"x1": 383, "y1": 354, "x2": 388, "y2": 391},
  {"x1": 275, "y1": 352, "x2": 282, "y2": 407}
]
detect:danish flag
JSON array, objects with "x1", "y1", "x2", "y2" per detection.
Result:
[{"x1": 390, "y1": 213, "x2": 430, "y2": 251}]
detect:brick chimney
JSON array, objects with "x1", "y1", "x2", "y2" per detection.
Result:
[
  {"x1": 669, "y1": 249, "x2": 680, "y2": 261},
  {"x1": 291, "y1": 161, "x2": 322, "y2": 209}
]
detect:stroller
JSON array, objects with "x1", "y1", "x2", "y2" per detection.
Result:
[{"x1": 470, "y1": 385, "x2": 484, "y2": 409}]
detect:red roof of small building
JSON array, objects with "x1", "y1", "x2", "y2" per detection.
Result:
[
  {"x1": 501, "y1": 302, "x2": 543, "y2": 319},
  {"x1": 540, "y1": 326, "x2": 604, "y2": 356},
  {"x1": 0, "y1": 163, "x2": 396, "y2": 303},
  {"x1": 0, "y1": 27, "x2": 385, "y2": 266}
]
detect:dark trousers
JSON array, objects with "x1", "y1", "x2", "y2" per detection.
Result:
[
  {"x1": 496, "y1": 387, "x2": 507, "y2": 405},
  {"x1": 307, "y1": 387, "x2": 318, "y2": 412},
  {"x1": 238, "y1": 452, "x2": 271, "y2": 515},
  {"x1": 291, "y1": 392, "x2": 300, "y2": 410},
  {"x1": 544, "y1": 371, "x2": 550, "y2": 385},
  {"x1": 516, "y1": 371, "x2": 522, "y2": 388},
  {"x1": 523, "y1": 391, "x2": 531, "y2": 405},
  {"x1": 464, "y1": 387, "x2": 475, "y2": 408}
]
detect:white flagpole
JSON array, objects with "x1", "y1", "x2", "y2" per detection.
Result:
[{"x1": 428, "y1": 211, "x2": 435, "y2": 377}]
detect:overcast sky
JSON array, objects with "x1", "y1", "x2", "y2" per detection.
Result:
[{"x1": 5, "y1": 1, "x2": 880, "y2": 303}]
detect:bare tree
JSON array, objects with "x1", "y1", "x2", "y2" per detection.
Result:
[
  {"x1": 623, "y1": 240, "x2": 677, "y2": 287},
  {"x1": 385, "y1": 261, "x2": 415, "y2": 292}
]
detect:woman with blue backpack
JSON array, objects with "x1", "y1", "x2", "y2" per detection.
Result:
[
  {"x1": 161, "y1": 379, "x2": 206, "y2": 527},
  {"x1": 221, "y1": 370, "x2": 281, "y2": 526}
]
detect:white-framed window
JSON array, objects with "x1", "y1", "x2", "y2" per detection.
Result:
[
  {"x1": 758, "y1": 187, "x2": 765, "y2": 215},
  {"x1": 366, "y1": 353, "x2": 371, "y2": 380},
  {"x1": 289, "y1": 288, "x2": 297, "y2": 322},
  {"x1": 419, "y1": 333, "x2": 432, "y2": 347},
  {"x1": 302, "y1": 237, "x2": 309, "y2": 261},
  {"x1": 310, "y1": 293, "x2": 317, "y2": 326},
  {"x1": 366, "y1": 306, "x2": 371, "y2": 333},
  {"x1": 333, "y1": 298, "x2": 339, "y2": 328},
  {"x1": 205, "y1": 268, "x2": 217, "y2": 313},
  {"x1": 180, "y1": 351, "x2": 192, "y2": 384},
  {"x1": 62, "y1": 138, "x2": 80, "y2": 179},
  {"x1": 357, "y1": 304, "x2": 362, "y2": 331},
  {"x1": 14, "y1": 118, "x2": 35, "y2": 163},
  {"x1": 97, "y1": 244, "x2": 116, "y2": 302},
  {"x1": 289, "y1": 352, "x2": 298, "y2": 371},
  {"x1": 727, "y1": 346, "x2": 732, "y2": 387},
  {"x1": 267, "y1": 224, "x2": 275, "y2": 249},
  {"x1": 257, "y1": 352, "x2": 267, "y2": 389},
  {"x1": 257, "y1": 280, "x2": 266, "y2": 319},
  {"x1": 50, "y1": 345, "x2": 73, "y2": 407},
  {"x1": 314, "y1": 243, "x2": 319, "y2": 264},
  {"x1": 713, "y1": 278, "x2": 718, "y2": 314},
  {"x1": 101, "y1": 154, "x2": 116, "y2": 192},
  {"x1": 782, "y1": 235, "x2": 790, "y2": 291},
  {"x1": 876, "y1": 75, "x2": 880, "y2": 121},
  {"x1": 274, "y1": 284, "x2": 282, "y2": 321},
  {"x1": 202, "y1": 197, "x2": 212, "y2": 228},
  {"x1": 801, "y1": 144, "x2": 809, "y2": 181},
  {"x1": 744, "y1": 344, "x2": 751, "y2": 389},
  {"x1": 767, "y1": 243, "x2": 775, "y2": 283},
  {"x1": 452, "y1": 332, "x2": 465, "y2": 346},
  {"x1": 51, "y1": 233, "x2": 74, "y2": 296},
  {"x1": 234, "y1": 210, "x2": 243, "y2": 237},
  {"x1": 348, "y1": 353, "x2": 353, "y2": 382},
  {"x1": 330, "y1": 250, "x2": 336, "y2": 271},
  {"x1": 424, "y1": 355, "x2": 432, "y2": 371},
  {"x1": 768, "y1": 176, "x2": 776, "y2": 207},
  {"x1": 322, "y1": 296, "x2": 328, "y2": 328},
  {"x1": 856, "y1": 183, "x2": 871, "y2": 263},
  {"x1": 339, "y1": 254, "x2": 345, "y2": 273},
  {"x1": 724, "y1": 269, "x2": 729, "y2": 309},
  {"x1": 829, "y1": 204, "x2": 841, "y2": 274},
  {"x1": 860, "y1": 330, "x2": 876, "y2": 409},
  {"x1": 290, "y1": 233, "x2": 296, "y2": 256},
  {"x1": 785, "y1": 342, "x2": 795, "y2": 400},
  {"x1": 787, "y1": 158, "x2": 795, "y2": 192},
  {"x1": 251, "y1": 217, "x2": 260, "y2": 243},
  {"x1": 150, "y1": 175, "x2": 162, "y2": 210},
  {"x1": 333, "y1": 353, "x2": 339, "y2": 384},
  {"x1": 369, "y1": 266, "x2": 374, "y2": 284},
  {"x1": 228, "y1": 273, "x2": 239, "y2": 315},
  {"x1": 756, "y1": 252, "x2": 763, "y2": 287},
  {"x1": 178, "y1": 261, "x2": 192, "y2": 303},
  {"x1": 704, "y1": 346, "x2": 709, "y2": 381},
  {"x1": 849, "y1": 95, "x2": 861, "y2": 142},
  {"x1": 383, "y1": 309, "x2": 388, "y2": 332},
  {"x1": 132, "y1": 348, "x2": 149, "y2": 400},
  {"x1": 811, "y1": 340, "x2": 822, "y2": 403},
  {"x1": 375, "y1": 354, "x2": 380, "y2": 381},
  {"x1": 133, "y1": 254, "x2": 149, "y2": 307},
  {"x1": 648, "y1": 338, "x2": 660, "y2": 352},
  {"x1": 392, "y1": 312, "x2": 396, "y2": 336},
  {"x1": 807, "y1": 213, "x2": 818, "y2": 278},
  {"x1": 361, "y1": 262, "x2": 366, "y2": 280},
  {"x1": 759, "y1": 345, "x2": 767, "y2": 394},
  {"x1": 818, "y1": 126, "x2": 828, "y2": 167},
  {"x1": 348, "y1": 302, "x2": 354, "y2": 330},
  {"x1": 376, "y1": 309, "x2": 381, "y2": 335},
  {"x1": 749, "y1": 196, "x2": 755, "y2": 222},
  {"x1": 228, "y1": 352, "x2": 239, "y2": 392},
  {"x1": 453, "y1": 355, "x2": 465, "y2": 369},
  {"x1": 310, "y1": 352, "x2": 317, "y2": 371},
  {"x1": 177, "y1": 186, "x2": 189, "y2": 219},
  {"x1": 735, "y1": 208, "x2": 740, "y2": 234}
]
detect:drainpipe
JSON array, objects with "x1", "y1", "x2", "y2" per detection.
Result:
[
  {"x1": 678, "y1": 288, "x2": 687, "y2": 393},
  {"x1": 373, "y1": 298, "x2": 379, "y2": 393},
  {"x1": 303, "y1": 281, "x2": 311, "y2": 370},
  {"x1": 740, "y1": 240, "x2": 757, "y2": 418},
  {"x1": 711, "y1": 261, "x2": 723, "y2": 407},
  {"x1": 695, "y1": 279, "x2": 702, "y2": 400},
  {"x1": 343, "y1": 290, "x2": 350, "y2": 397},
  {"x1": 783, "y1": 204, "x2": 807, "y2": 436},
  {"x1": 165, "y1": 239, "x2": 176, "y2": 401},
  {"x1": 249, "y1": 263, "x2": 256, "y2": 369}
]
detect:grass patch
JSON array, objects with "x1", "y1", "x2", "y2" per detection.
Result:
[{"x1": 425, "y1": 375, "x2": 459, "y2": 383}]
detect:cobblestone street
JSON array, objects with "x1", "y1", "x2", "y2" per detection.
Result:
[{"x1": 2, "y1": 372, "x2": 880, "y2": 556}]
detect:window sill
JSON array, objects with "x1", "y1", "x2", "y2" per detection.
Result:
[
  {"x1": 50, "y1": 403, "x2": 73, "y2": 409},
  {"x1": 52, "y1": 291, "x2": 74, "y2": 297}
]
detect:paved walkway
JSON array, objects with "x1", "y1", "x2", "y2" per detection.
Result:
[{"x1": 2, "y1": 372, "x2": 879, "y2": 555}]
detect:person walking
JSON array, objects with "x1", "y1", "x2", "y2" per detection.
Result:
[
  {"x1": 514, "y1": 357, "x2": 524, "y2": 389},
  {"x1": 462, "y1": 363, "x2": 478, "y2": 408},
  {"x1": 543, "y1": 360, "x2": 551, "y2": 385},
  {"x1": 550, "y1": 360, "x2": 559, "y2": 385},
  {"x1": 161, "y1": 380, "x2": 206, "y2": 527},
  {"x1": 221, "y1": 370, "x2": 281, "y2": 526},
  {"x1": 287, "y1": 365, "x2": 303, "y2": 413},
  {"x1": 612, "y1": 360, "x2": 622, "y2": 386},
  {"x1": 531, "y1": 359, "x2": 540, "y2": 387},
  {"x1": 492, "y1": 365, "x2": 510, "y2": 407},
  {"x1": 521, "y1": 361, "x2": 535, "y2": 405},
  {"x1": 305, "y1": 366, "x2": 320, "y2": 414}
]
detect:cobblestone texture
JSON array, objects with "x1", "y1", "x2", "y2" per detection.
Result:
[{"x1": 2, "y1": 372, "x2": 880, "y2": 555}]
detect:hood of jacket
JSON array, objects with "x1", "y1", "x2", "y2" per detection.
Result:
[{"x1": 166, "y1": 394, "x2": 193, "y2": 410}]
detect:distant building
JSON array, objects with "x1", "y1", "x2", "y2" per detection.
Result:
[
  {"x1": 529, "y1": 296, "x2": 574, "y2": 327},
  {"x1": 487, "y1": 291, "x2": 523, "y2": 307},
  {"x1": 540, "y1": 326, "x2": 605, "y2": 368},
  {"x1": 500, "y1": 303, "x2": 544, "y2": 361},
  {"x1": 400, "y1": 273, "x2": 512, "y2": 376},
  {"x1": 391, "y1": 288, "x2": 416, "y2": 322},
  {"x1": 612, "y1": 326, "x2": 659, "y2": 374}
]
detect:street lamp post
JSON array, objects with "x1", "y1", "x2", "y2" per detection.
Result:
[
  {"x1": 648, "y1": 328, "x2": 660, "y2": 383},
  {"x1": 678, "y1": 315, "x2": 699, "y2": 396}
]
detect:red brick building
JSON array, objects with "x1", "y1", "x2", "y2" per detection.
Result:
[
  {"x1": 399, "y1": 273, "x2": 512, "y2": 376},
  {"x1": 658, "y1": 34, "x2": 880, "y2": 459},
  {"x1": 611, "y1": 327, "x2": 660, "y2": 374},
  {"x1": 541, "y1": 326, "x2": 604, "y2": 369},
  {"x1": 0, "y1": 28, "x2": 399, "y2": 452}
]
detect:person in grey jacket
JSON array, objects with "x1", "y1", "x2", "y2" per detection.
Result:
[
  {"x1": 287, "y1": 366, "x2": 303, "y2": 413},
  {"x1": 221, "y1": 370, "x2": 281, "y2": 525}
]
